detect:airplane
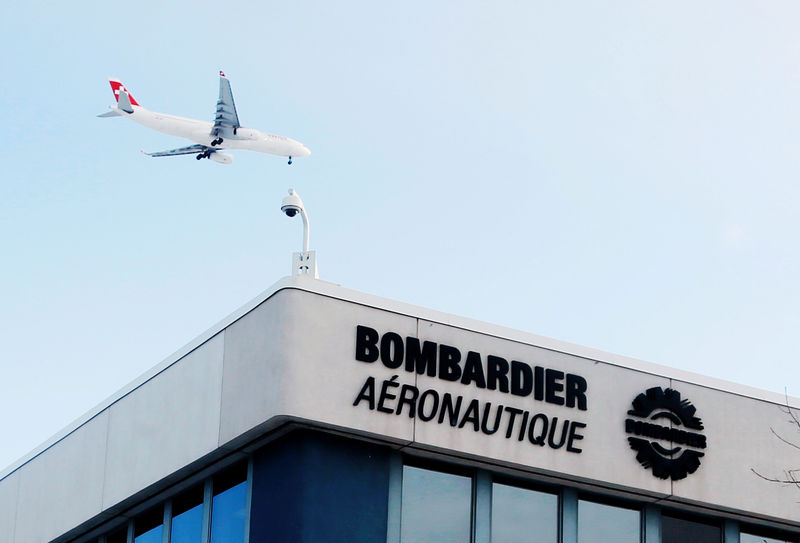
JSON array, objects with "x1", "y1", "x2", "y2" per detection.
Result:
[{"x1": 98, "y1": 71, "x2": 310, "y2": 165}]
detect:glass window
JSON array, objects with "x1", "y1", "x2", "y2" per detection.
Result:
[
  {"x1": 133, "y1": 507, "x2": 163, "y2": 543},
  {"x1": 661, "y1": 514, "x2": 720, "y2": 543},
  {"x1": 741, "y1": 532, "x2": 795, "y2": 543},
  {"x1": 210, "y1": 463, "x2": 248, "y2": 543},
  {"x1": 578, "y1": 500, "x2": 640, "y2": 543},
  {"x1": 491, "y1": 482, "x2": 558, "y2": 543},
  {"x1": 400, "y1": 465, "x2": 472, "y2": 543},
  {"x1": 171, "y1": 485, "x2": 205, "y2": 543},
  {"x1": 106, "y1": 527, "x2": 128, "y2": 543}
]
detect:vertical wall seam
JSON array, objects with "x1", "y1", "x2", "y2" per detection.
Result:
[
  {"x1": 10, "y1": 468, "x2": 19, "y2": 543},
  {"x1": 668, "y1": 378, "x2": 674, "y2": 500},
  {"x1": 216, "y1": 330, "x2": 227, "y2": 449},
  {"x1": 412, "y1": 318, "x2": 419, "y2": 446},
  {"x1": 100, "y1": 408, "x2": 112, "y2": 512}
]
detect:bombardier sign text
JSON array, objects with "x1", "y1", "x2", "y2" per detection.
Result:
[{"x1": 351, "y1": 325, "x2": 589, "y2": 453}]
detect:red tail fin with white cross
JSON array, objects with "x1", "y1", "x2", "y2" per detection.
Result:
[{"x1": 108, "y1": 79, "x2": 140, "y2": 106}]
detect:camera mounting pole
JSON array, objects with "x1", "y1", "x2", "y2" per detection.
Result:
[{"x1": 281, "y1": 189, "x2": 318, "y2": 278}]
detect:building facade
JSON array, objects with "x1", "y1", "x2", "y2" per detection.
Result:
[{"x1": 1, "y1": 276, "x2": 798, "y2": 543}]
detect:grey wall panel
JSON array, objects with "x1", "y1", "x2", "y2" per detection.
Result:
[
  {"x1": 102, "y1": 332, "x2": 224, "y2": 509},
  {"x1": 6, "y1": 278, "x2": 800, "y2": 543},
  {"x1": 219, "y1": 292, "x2": 292, "y2": 446},
  {"x1": 14, "y1": 410, "x2": 108, "y2": 543},
  {"x1": 0, "y1": 470, "x2": 19, "y2": 543},
  {"x1": 667, "y1": 380, "x2": 799, "y2": 523},
  {"x1": 276, "y1": 290, "x2": 418, "y2": 441},
  {"x1": 219, "y1": 289, "x2": 417, "y2": 446}
]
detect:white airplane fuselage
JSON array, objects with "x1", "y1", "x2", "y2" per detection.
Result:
[{"x1": 114, "y1": 105, "x2": 310, "y2": 158}]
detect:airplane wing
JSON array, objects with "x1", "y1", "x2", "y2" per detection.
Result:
[
  {"x1": 210, "y1": 71, "x2": 240, "y2": 140},
  {"x1": 142, "y1": 144, "x2": 209, "y2": 157}
]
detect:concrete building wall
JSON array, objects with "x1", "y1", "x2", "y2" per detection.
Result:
[{"x1": 0, "y1": 276, "x2": 797, "y2": 543}]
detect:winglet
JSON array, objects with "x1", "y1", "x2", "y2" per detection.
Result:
[{"x1": 220, "y1": 70, "x2": 226, "y2": 78}]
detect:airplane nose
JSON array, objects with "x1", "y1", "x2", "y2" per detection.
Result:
[{"x1": 299, "y1": 144, "x2": 311, "y2": 157}]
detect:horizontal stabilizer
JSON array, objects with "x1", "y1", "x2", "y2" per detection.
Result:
[{"x1": 97, "y1": 109, "x2": 123, "y2": 118}]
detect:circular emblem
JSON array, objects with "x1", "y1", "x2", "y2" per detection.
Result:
[{"x1": 625, "y1": 387, "x2": 707, "y2": 481}]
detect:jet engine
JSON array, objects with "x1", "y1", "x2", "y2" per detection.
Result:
[
  {"x1": 234, "y1": 128, "x2": 258, "y2": 140},
  {"x1": 210, "y1": 151, "x2": 233, "y2": 165}
]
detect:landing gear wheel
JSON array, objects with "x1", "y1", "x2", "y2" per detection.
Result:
[
  {"x1": 196, "y1": 154, "x2": 203, "y2": 160},
  {"x1": 288, "y1": 156, "x2": 293, "y2": 165}
]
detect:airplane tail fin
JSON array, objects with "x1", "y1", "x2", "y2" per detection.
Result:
[{"x1": 108, "y1": 79, "x2": 140, "y2": 107}]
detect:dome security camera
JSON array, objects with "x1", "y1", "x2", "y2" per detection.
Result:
[{"x1": 281, "y1": 189, "x2": 304, "y2": 217}]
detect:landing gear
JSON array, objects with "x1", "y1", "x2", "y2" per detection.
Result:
[
  {"x1": 210, "y1": 138, "x2": 223, "y2": 146},
  {"x1": 196, "y1": 154, "x2": 203, "y2": 160},
  {"x1": 196, "y1": 150, "x2": 212, "y2": 160},
  {"x1": 288, "y1": 156, "x2": 293, "y2": 165}
]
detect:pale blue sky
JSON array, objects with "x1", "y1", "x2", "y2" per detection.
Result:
[{"x1": 1, "y1": 1, "x2": 799, "y2": 470}]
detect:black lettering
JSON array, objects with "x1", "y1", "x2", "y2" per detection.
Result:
[
  {"x1": 459, "y1": 399, "x2": 480, "y2": 431},
  {"x1": 380, "y1": 332, "x2": 404, "y2": 369},
  {"x1": 418, "y1": 390, "x2": 440, "y2": 422},
  {"x1": 528, "y1": 413, "x2": 548, "y2": 446},
  {"x1": 503, "y1": 406, "x2": 523, "y2": 438},
  {"x1": 534, "y1": 366, "x2": 544, "y2": 401},
  {"x1": 480, "y1": 403, "x2": 503, "y2": 435},
  {"x1": 439, "y1": 345, "x2": 462, "y2": 382},
  {"x1": 547, "y1": 417, "x2": 568, "y2": 449},
  {"x1": 565, "y1": 374, "x2": 587, "y2": 410},
  {"x1": 545, "y1": 369, "x2": 565, "y2": 406},
  {"x1": 405, "y1": 337, "x2": 437, "y2": 376},
  {"x1": 486, "y1": 355, "x2": 509, "y2": 392},
  {"x1": 355, "y1": 325, "x2": 379, "y2": 363},
  {"x1": 517, "y1": 411, "x2": 530, "y2": 442},
  {"x1": 438, "y1": 393, "x2": 463, "y2": 426},
  {"x1": 566, "y1": 421, "x2": 586, "y2": 453},
  {"x1": 511, "y1": 361, "x2": 533, "y2": 396},
  {"x1": 461, "y1": 351, "x2": 487, "y2": 389},
  {"x1": 395, "y1": 384, "x2": 418, "y2": 418},
  {"x1": 353, "y1": 376, "x2": 376, "y2": 409},
  {"x1": 377, "y1": 375, "x2": 399, "y2": 414}
]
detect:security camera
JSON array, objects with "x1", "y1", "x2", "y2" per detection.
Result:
[
  {"x1": 281, "y1": 189, "x2": 304, "y2": 218},
  {"x1": 279, "y1": 188, "x2": 316, "y2": 276}
]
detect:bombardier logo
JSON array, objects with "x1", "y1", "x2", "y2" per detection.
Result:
[{"x1": 625, "y1": 387, "x2": 707, "y2": 481}]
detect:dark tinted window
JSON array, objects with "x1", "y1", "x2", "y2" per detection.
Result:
[
  {"x1": 171, "y1": 485, "x2": 204, "y2": 543},
  {"x1": 210, "y1": 463, "x2": 248, "y2": 543},
  {"x1": 578, "y1": 500, "x2": 640, "y2": 543},
  {"x1": 106, "y1": 527, "x2": 128, "y2": 543},
  {"x1": 492, "y1": 482, "x2": 558, "y2": 543},
  {"x1": 662, "y1": 514, "x2": 720, "y2": 543},
  {"x1": 400, "y1": 465, "x2": 472, "y2": 543},
  {"x1": 741, "y1": 531, "x2": 796, "y2": 543},
  {"x1": 133, "y1": 507, "x2": 162, "y2": 543}
]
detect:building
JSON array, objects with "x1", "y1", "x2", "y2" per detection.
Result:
[{"x1": 1, "y1": 275, "x2": 798, "y2": 543}]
